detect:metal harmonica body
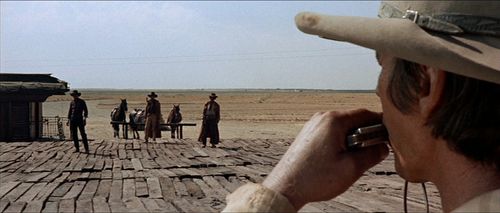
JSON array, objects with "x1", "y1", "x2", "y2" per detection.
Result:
[{"x1": 346, "y1": 124, "x2": 389, "y2": 150}]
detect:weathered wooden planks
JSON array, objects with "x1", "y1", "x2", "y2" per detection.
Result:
[
  {"x1": 0, "y1": 138, "x2": 441, "y2": 212},
  {"x1": 146, "y1": 177, "x2": 162, "y2": 199},
  {"x1": 0, "y1": 181, "x2": 21, "y2": 199},
  {"x1": 92, "y1": 197, "x2": 110, "y2": 213}
]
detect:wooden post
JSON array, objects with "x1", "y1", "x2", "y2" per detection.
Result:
[{"x1": 179, "y1": 125, "x2": 183, "y2": 139}]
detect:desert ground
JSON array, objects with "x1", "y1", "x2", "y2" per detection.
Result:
[
  {"x1": 43, "y1": 89, "x2": 382, "y2": 140},
  {"x1": 1, "y1": 90, "x2": 442, "y2": 212}
]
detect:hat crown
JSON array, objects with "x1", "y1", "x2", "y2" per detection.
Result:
[
  {"x1": 70, "y1": 90, "x2": 81, "y2": 96},
  {"x1": 294, "y1": 1, "x2": 500, "y2": 85},
  {"x1": 384, "y1": 1, "x2": 500, "y2": 19},
  {"x1": 380, "y1": 1, "x2": 500, "y2": 36},
  {"x1": 148, "y1": 92, "x2": 157, "y2": 97}
]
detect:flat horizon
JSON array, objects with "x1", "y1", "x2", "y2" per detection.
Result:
[{"x1": 73, "y1": 88, "x2": 376, "y2": 92}]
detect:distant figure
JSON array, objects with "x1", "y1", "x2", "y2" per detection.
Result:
[
  {"x1": 67, "y1": 90, "x2": 89, "y2": 153},
  {"x1": 129, "y1": 108, "x2": 144, "y2": 139},
  {"x1": 198, "y1": 93, "x2": 220, "y2": 148},
  {"x1": 110, "y1": 99, "x2": 127, "y2": 138},
  {"x1": 144, "y1": 92, "x2": 161, "y2": 142},
  {"x1": 167, "y1": 104, "x2": 183, "y2": 139}
]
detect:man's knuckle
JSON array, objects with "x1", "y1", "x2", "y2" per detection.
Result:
[
  {"x1": 312, "y1": 112, "x2": 324, "y2": 118},
  {"x1": 325, "y1": 111, "x2": 339, "y2": 117},
  {"x1": 326, "y1": 111, "x2": 348, "y2": 126}
]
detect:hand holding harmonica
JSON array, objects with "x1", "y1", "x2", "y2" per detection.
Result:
[{"x1": 262, "y1": 109, "x2": 389, "y2": 210}]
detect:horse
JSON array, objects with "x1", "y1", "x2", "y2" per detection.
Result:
[
  {"x1": 167, "y1": 104, "x2": 183, "y2": 138},
  {"x1": 129, "y1": 108, "x2": 146, "y2": 139},
  {"x1": 129, "y1": 108, "x2": 170, "y2": 139},
  {"x1": 110, "y1": 99, "x2": 127, "y2": 138}
]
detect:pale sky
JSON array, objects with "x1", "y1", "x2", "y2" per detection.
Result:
[{"x1": 1, "y1": 1, "x2": 381, "y2": 90}]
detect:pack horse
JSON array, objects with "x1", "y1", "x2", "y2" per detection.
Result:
[
  {"x1": 167, "y1": 104, "x2": 183, "y2": 138},
  {"x1": 110, "y1": 99, "x2": 128, "y2": 138},
  {"x1": 128, "y1": 108, "x2": 146, "y2": 139}
]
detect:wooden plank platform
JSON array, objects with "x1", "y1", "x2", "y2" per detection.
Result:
[{"x1": 0, "y1": 138, "x2": 441, "y2": 212}]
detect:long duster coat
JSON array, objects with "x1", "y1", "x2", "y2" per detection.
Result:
[
  {"x1": 145, "y1": 98, "x2": 162, "y2": 139},
  {"x1": 198, "y1": 100, "x2": 220, "y2": 144}
]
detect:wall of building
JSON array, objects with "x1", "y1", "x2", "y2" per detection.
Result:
[{"x1": 0, "y1": 101, "x2": 42, "y2": 141}]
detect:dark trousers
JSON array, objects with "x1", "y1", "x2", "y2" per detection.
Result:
[
  {"x1": 201, "y1": 120, "x2": 219, "y2": 145},
  {"x1": 70, "y1": 120, "x2": 89, "y2": 152}
]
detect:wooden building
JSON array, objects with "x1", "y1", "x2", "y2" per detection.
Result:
[{"x1": 0, "y1": 73, "x2": 69, "y2": 141}]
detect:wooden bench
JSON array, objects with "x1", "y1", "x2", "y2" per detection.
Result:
[{"x1": 110, "y1": 121, "x2": 196, "y2": 139}]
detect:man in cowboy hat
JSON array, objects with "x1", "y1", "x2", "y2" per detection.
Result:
[
  {"x1": 223, "y1": 1, "x2": 500, "y2": 212},
  {"x1": 198, "y1": 93, "x2": 221, "y2": 148},
  {"x1": 144, "y1": 92, "x2": 161, "y2": 142},
  {"x1": 67, "y1": 90, "x2": 89, "y2": 153}
]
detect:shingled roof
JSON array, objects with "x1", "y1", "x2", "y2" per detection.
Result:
[{"x1": 0, "y1": 73, "x2": 69, "y2": 95}]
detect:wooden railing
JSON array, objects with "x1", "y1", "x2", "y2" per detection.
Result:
[{"x1": 110, "y1": 121, "x2": 196, "y2": 139}]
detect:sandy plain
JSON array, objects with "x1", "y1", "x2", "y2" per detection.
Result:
[{"x1": 43, "y1": 89, "x2": 381, "y2": 141}]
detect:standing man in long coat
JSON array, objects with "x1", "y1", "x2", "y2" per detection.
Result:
[
  {"x1": 67, "y1": 90, "x2": 89, "y2": 153},
  {"x1": 198, "y1": 93, "x2": 220, "y2": 148},
  {"x1": 145, "y1": 92, "x2": 161, "y2": 142}
]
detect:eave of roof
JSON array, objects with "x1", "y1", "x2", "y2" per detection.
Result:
[{"x1": 0, "y1": 73, "x2": 69, "y2": 95}]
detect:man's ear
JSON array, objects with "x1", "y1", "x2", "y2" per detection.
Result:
[{"x1": 418, "y1": 65, "x2": 446, "y2": 119}]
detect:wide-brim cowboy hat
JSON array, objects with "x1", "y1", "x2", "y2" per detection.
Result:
[
  {"x1": 147, "y1": 92, "x2": 158, "y2": 98},
  {"x1": 209, "y1": 93, "x2": 218, "y2": 99},
  {"x1": 70, "y1": 90, "x2": 81, "y2": 97},
  {"x1": 295, "y1": 1, "x2": 500, "y2": 84}
]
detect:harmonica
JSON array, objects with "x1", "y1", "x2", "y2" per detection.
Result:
[{"x1": 346, "y1": 124, "x2": 389, "y2": 150}]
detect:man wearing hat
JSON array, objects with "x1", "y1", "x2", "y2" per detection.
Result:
[
  {"x1": 198, "y1": 93, "x2": 220, "y2": 148},
  {"x1": 144, "y1": 92, "x2": 161, "y2": 142},
  {"x1": 223, "y1": 1, "x2": 500, "y2": 212},
  {"x1": 67, "y1": 90, "x2": 89, "y2": 153}
]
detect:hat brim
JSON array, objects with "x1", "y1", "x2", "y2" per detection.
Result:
[
  {"x1": 70, "y1": 93, "x2": 81, "y2": 97},
  {"x1": 295, "y1": 12, "x2": 500, "y2": 84}
]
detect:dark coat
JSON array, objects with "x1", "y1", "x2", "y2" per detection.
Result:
[
  {"x1": 198, "y1": 100, "x2": 220, "y2": 144},
  {"x1": 68, "y1": 98, "x2": 88, "y2": 123}
]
